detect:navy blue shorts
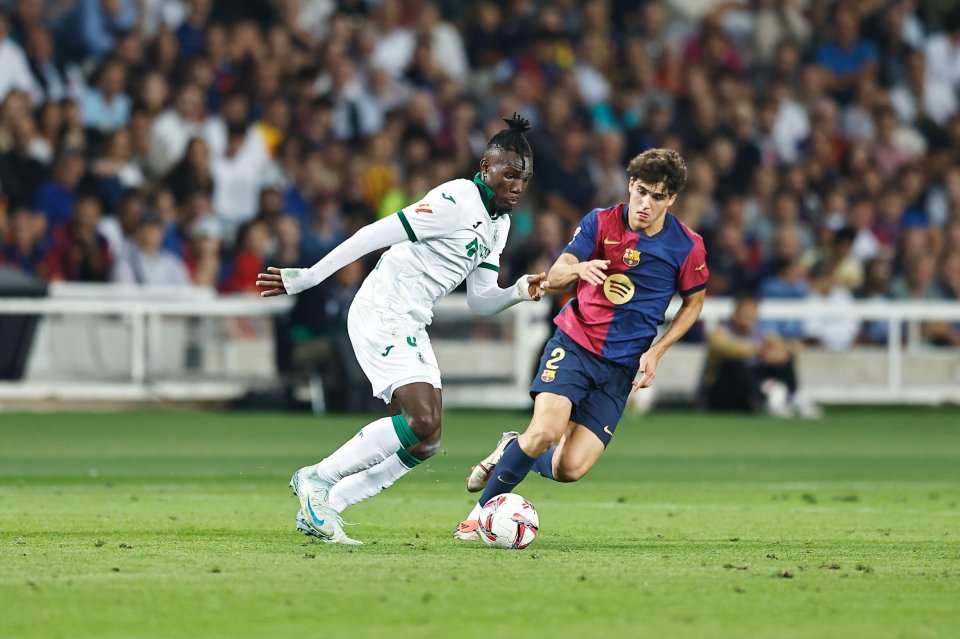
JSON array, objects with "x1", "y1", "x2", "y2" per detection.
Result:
[{"x1": 529, "y1": 329, "x2": 639, "y2": 447}]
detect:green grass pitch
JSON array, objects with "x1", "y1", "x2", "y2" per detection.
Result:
[{"x1": 1, "y1": 407, "x2": 958, "y2": 638}]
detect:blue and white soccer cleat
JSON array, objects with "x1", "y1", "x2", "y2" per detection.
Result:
[
  {"x1": 295, "y1": 512, "x2": 363, "y2": 545},
  {"x1": 289, "y1": 465, "x2": 336, "y2": 539},
  {"x1": 466, "y1": 431, "x2": 519, "y2": 492}
]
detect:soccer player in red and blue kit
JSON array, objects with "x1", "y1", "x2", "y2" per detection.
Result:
[{"x1": 455, "y1": 148, "x2": 709, "y2": 539}]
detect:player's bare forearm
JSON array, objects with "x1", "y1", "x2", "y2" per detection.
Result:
[
  {"x1": 546, "y1": 253, "x2": 609, "y2": 289},
  {"x1": 647, "y1": 290, "x2": 706, "y2": 360},
  {"x1": 634, "y1": 290, "x2": 705, "y2": 390},
  {"x1": 545, "y1": 254, "x2": 581, "y2": 290}
]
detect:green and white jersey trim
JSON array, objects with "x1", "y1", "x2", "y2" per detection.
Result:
[{"x1": 355, "y1": 178, "x2": 510, "y2": 324}]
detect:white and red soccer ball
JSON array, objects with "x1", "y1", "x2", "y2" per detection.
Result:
[{"x1": 478, "y1": 493, "x2": 539, "y2": 549}]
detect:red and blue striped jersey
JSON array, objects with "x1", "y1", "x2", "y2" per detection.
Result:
[{"x1": 555, "y1": 203, "x2": 709, "y2": 366}]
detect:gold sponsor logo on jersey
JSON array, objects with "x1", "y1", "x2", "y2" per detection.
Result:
[
  {"x1": 603, "y1": 273, "x2": 635, "y2": 305},
  {"x1": 623, "y1": 248, "x2": 641, "y2": 267}
]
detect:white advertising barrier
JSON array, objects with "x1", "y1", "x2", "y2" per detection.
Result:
[{"x1": 0, "y1": 286, "x2": 958, "y2": 406}]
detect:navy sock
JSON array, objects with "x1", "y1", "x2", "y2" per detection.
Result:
[
  {"x1": 477, "y1": 440, "x2": 536, "y2": 507},
  {"x1": 531, "y1": 446, "x2": 556, "y2": 480}
]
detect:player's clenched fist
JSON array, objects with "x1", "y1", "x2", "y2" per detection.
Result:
[{"x1": 525, "y1": 272, "x2": 549, "y2": 300}]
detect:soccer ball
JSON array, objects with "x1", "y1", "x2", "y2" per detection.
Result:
[{"x1": 478, "y1": 493, "x2": 539, "y2": 549}]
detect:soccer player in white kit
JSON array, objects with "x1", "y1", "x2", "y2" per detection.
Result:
[{"x1": 256, "y1": 114, "x2": 545, "y2": 544}]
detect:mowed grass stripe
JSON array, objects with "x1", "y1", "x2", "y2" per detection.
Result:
[{"x1": 0, "y1": 407, "x2": 958, "y2": 639}]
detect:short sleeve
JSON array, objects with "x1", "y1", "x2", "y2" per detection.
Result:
[
  {"x1": 395, "y1": 186, "x2": 464, "y2": 242},
  {"x1": 677, "y1": 229, "x2": 709, "y2": 296},
  {"x1": 563, "y1": 209, "x2": 600, "y2": 261}
]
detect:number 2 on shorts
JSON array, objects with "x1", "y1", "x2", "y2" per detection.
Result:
[{"x1": 545, "y1": 347, "x2": 565, "y2": 370}]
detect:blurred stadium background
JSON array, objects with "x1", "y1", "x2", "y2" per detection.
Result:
[
  {"x1": 1, "y1": 0, "x2": 958, "y2": 411},
  {"x1": 2, "y1": 3, "x2": 959, "y2": 638}
]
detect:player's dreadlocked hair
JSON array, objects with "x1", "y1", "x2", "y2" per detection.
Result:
[{"x1": 486, "y1": 112, "x2": 533, "y2": 160}]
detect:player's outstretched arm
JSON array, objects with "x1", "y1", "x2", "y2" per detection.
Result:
[
  {"x1": 255, "y1": 215, "x2": 409, "y2": 297},
  {"x1": 545, "y1": 253, "x2": 609, "y2": 290},
  {"x1": 465, "y1": 268, "x2": 548, "y2": 316},
  {"x1": 634, "y1": 289, "x2": 706, "y2": 389}
]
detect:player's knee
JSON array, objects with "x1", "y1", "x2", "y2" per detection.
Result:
[
  {"x1": 554, "y1": 459, "x2": 589, "y2": 483},
  {"x1": 520, "y1": 428, "x2": 557, "y2": 456},
  {"x1": 406, "y1": 436, "x2": 441, "y2": 460},
  {"x1": 406, "y1": 407, "x2": 442, "y2": 440}
]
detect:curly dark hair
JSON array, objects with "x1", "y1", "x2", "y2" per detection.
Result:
[{"x1": 626, "y1": 148, "x2": 687, "y2": 195}]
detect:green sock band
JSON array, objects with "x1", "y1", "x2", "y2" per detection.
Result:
[
  {"x1": 391, "y1": 414, "x2": 419, "y2": 448},
  {"x1": 396, "y1": 447, "x2": 423, "y2": 470}
]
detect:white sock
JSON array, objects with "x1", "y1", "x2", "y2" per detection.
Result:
[
  {"x1": 328, "y1": 454, "x2": 415, "y2": 512},
  {"x1": 467, "y1": 502, "x2": 483, "y2": 520},
  {"x1": 316, "y1": 416, "x2": 417, "y2": 484}
]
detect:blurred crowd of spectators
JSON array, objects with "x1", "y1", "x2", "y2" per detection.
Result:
[{"x1": 1, "y1": 0, "x2": 959, "y2": 349}]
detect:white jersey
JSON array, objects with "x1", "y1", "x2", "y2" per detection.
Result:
[{"x1": 354, "y1": 177, "x2": 511, "y2": 324}]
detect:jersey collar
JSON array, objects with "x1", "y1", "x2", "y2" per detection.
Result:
[{"x1": 473, "y1": 173, "x2": 510, "y2": 219}]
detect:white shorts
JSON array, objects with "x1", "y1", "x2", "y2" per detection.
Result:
[{"x1": 347, "y1": 298, "x2": 442, "y2": 403}]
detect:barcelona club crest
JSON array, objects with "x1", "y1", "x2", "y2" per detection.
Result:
[
  {"x1": 540, "y1": 369, "x2": 556, "y2": 383},
  {"x1": 623, "y1": 248, "x2": 641, "y2": 267}
]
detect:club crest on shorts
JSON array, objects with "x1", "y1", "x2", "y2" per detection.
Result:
[
  {"x1": 540, "y1": 369, "x2": 556, "y2": 383},
  {"x1": 623, "y1": 248, "x2": 641, "y2": 267}
]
